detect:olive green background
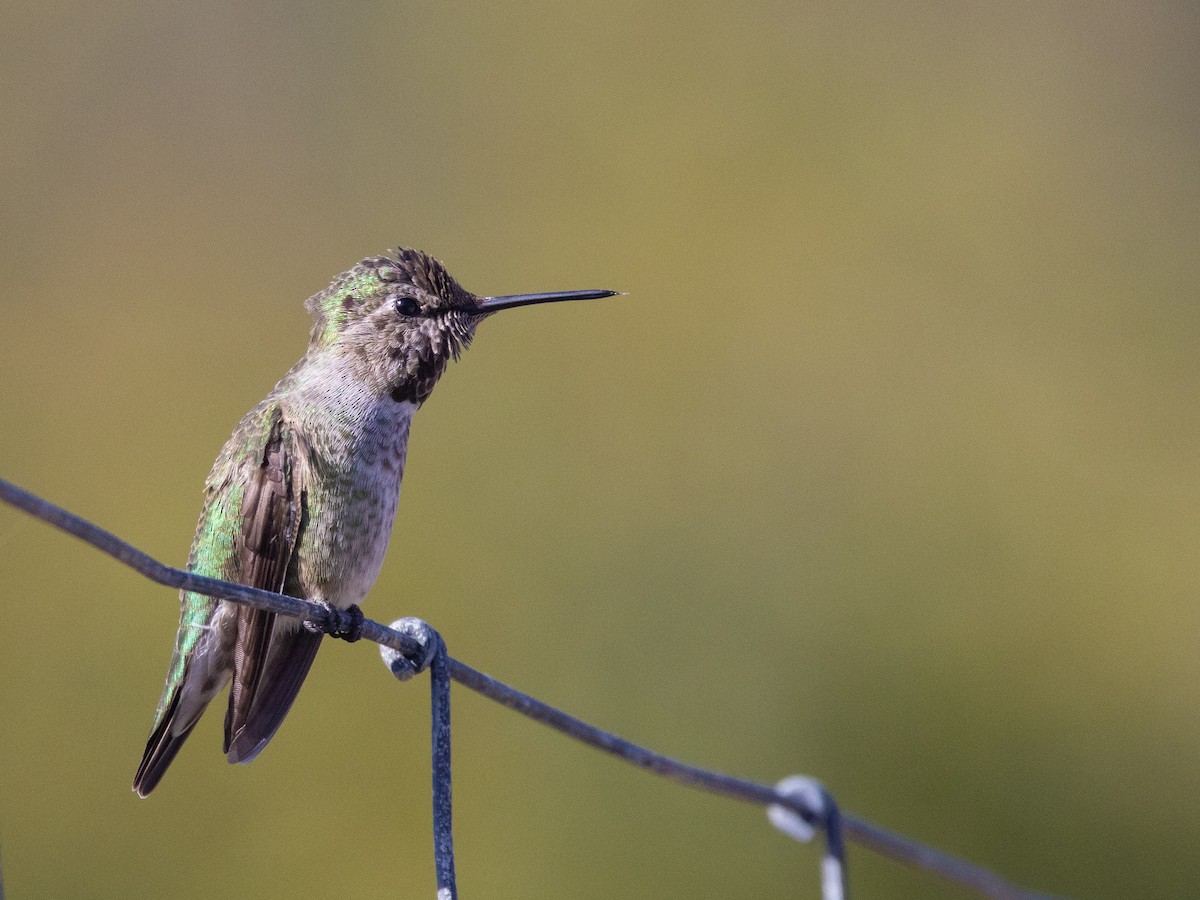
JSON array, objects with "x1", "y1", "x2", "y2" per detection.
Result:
[{"x1": 2, "y1": 2, "x2": 1198, "y2": 898}]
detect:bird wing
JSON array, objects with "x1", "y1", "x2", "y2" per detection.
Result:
[
  {"x1": 222, "y1": 413, "x2": 302, "y2": 745},
  {"x1": 222, "y1": 415, "x2": 323, "y2": 763},
  {"x1": 134, "y1": 401, "x2": 290, "y2": 796}
]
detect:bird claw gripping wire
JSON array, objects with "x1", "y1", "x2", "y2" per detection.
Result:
[
  {"x1": 379, "y1": 617, "x2": 442, "y2": 680},
  {"x1": 768, "y1": 775, "x2": 849, "y2": 900},
  {"x1": 303, "y1": 601, "x2": 365, "y2": 642}
]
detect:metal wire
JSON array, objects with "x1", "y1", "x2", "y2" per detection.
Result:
[{"x1": 0, "y1": 476, "x2": 1060, "y2": 900}]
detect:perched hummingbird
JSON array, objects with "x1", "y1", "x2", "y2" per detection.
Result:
[{"x1": 133, "y1": 247, "x2": 617, "y2": 796}]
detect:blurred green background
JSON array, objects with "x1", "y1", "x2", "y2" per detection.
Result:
[{"x1": 2, "y1": 2, "x2": 1198, "y2": 897}]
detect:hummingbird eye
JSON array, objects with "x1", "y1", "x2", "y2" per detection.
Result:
[{"x1": 394, "y1": 296, "x2": 422, "y2": 317}]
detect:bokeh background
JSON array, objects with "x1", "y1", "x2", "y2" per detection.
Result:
[{"x1": 2, "y1": 2, "x2": 1198, "y2": 897}]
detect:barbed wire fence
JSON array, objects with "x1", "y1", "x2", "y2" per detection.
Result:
[{"x1": 0, "y1": 477, "x2": 1061, "y2": 900}]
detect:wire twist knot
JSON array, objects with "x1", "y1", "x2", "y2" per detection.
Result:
[{"x1": 380, "y1": 617, "x2": 442, "y2": 680}]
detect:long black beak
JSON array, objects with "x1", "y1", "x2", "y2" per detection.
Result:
[{"x1": 478, "y1": 289, "x2": 620, "y2": 313}]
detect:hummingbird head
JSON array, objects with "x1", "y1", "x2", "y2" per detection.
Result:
[{"x1": 304, "y1": 248, "x2": 617, "y2": 405}]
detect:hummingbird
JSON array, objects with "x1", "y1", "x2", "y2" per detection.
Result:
[{"x1": 133, "y1": 247, "x2": 617, "y2": 796}]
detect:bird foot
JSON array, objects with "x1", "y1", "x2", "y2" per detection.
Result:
[{"x1": 304, "y1": 602, "x2": 365, "y2": 642}]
